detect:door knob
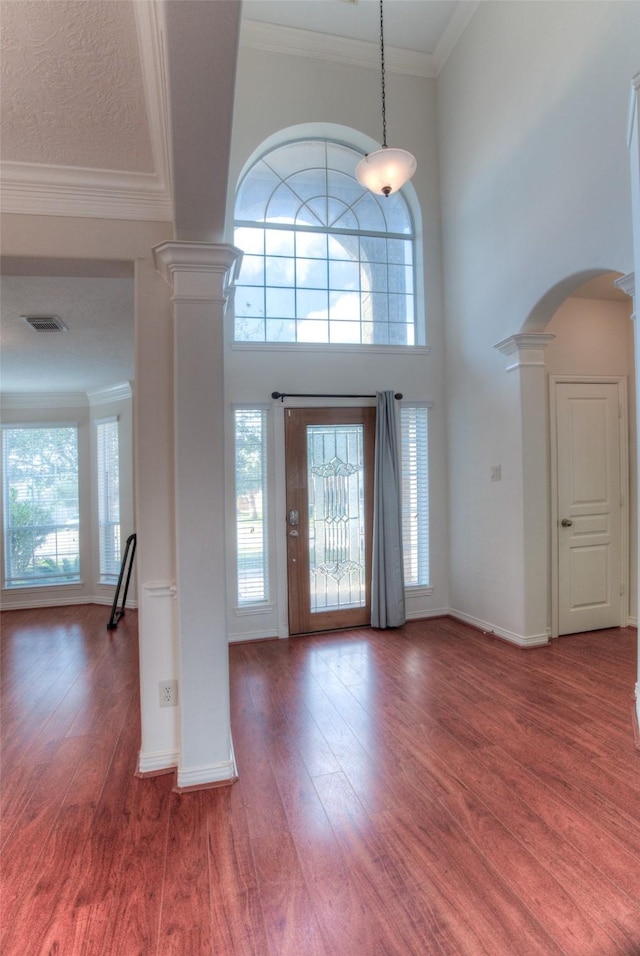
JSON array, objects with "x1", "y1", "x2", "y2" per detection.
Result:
[
  {"x1": 561, "y1": 518, "x2": 573, "y2": 527},
  {"x1": 289, "y1": 529, "x2": 299, "y2": 537}
]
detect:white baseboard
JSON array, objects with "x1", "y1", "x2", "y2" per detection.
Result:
[
  {"x1": 406, "y1": 607, "x2": 449, "y2": 621},
  {"x1": 175, "y1": 738, "x2": 238, "y2": 791},
  {"x1": 137, "y1": 748, "x2": 179, "y2": 775},
  {"x1": 1, "y1": 594, "x2": 137, "y2": 611},
  {"x1": 228, "y1": 628, "x2": 278, "y2": 644},
  {"x1": 628, "y1": 616, "x2": 638, "y2": 627},
  {"x1": 449, "y1": 609, "x2": 549, "y2": 648}
]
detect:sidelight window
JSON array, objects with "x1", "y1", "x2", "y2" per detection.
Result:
[
  {"x1": 234, "y1": 409, "x2": 269, "y2": 605},
  {"x1": 400, "y1": 404, "x2": 430, "y2": 588}
]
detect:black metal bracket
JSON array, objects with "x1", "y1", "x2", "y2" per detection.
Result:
[
  {"x1": 271, "y1": 391, "x2": 402, "y2": 402},
  {"x1": 107, "y1": 533, "x2": 137, "y2": 631}
]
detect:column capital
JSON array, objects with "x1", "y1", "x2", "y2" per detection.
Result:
[
  {"x1": 153, "y1": 240, "x2": 242, "y2": 300},
  {"x1": 615, "y1": 272, "x2": 636, "y2": 320},
  {"x1": 493, "y1": 333, "x2": 555, "y2": 372}
]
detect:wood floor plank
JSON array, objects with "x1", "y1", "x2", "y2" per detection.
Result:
[
  {"x1": 2, "y1": 607, "x2": 639, "y2": 955},
  {"x1": 158, "y1": 790, "x2": 214, "y2": 956}
]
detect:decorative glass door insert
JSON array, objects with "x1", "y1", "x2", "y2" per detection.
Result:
[
  {"x1": 307, "y1": 424, "x2": 366, "y2": 614},
  {"x1": 285, "y1": 407, "x2": 375, "y2": 635}
]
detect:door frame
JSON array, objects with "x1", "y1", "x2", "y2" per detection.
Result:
[
  {"x1": 273, "y1": 395, "x2": 376, "y2": 638},
  {"x1": 549, "y1": 374, "x2": 629, "y2": 638}
]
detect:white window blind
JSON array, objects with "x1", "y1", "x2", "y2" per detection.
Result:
[
  {"x1": 234, "y1": 409, "x2": 268, "y2": 604},
  {"x1": 2, "y1": 425, "x2": 80, "y2": 588},
  {"x1": 96, "y1": 418, "x2": 120, "y2": 582},
  {"x1": 400, "y1": 405, "x2": 430, "y2": 588}
]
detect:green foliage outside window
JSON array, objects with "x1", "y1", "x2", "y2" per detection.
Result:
[{"x1": 3, "y1": 426, "x2": 80, "y2": 587}]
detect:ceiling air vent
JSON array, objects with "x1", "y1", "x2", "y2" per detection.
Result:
[{"x1": 22, "y1": 315, "x2": 68, "y2": 332}]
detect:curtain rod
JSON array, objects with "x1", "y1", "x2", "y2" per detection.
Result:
[{"x1": 271, "y1": 391, "x2": 403, "y2": 402}]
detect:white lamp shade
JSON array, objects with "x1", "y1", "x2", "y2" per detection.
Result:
[{"x1": 355, "y1": 147, "x2": 417, "y2": 196}]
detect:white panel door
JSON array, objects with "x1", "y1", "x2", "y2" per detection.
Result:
[{"x1": 556, "y1": 382, "x2": 622, "y2": 635}]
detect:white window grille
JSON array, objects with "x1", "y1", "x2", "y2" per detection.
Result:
[
  {"x1": 234, "y1": 139, "x2": 417, "y2": 346},
  {"x1": 96, "y1": 418, "x2": 120, "y2": 583},
  {"x1": 2, "y1": 425, "x2": 80, "y2": 588},
  {"x1": 400, "y1": 405, "x2": 430, "y2": 587},
  {"x1": 234, "y1": 409, "x2": 268, "y2": 604}
]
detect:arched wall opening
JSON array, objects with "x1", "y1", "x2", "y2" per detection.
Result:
[{"x1": 517, "y1": 267, "x2": 636, "y2": 638}]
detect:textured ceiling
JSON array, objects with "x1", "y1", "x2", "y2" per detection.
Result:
[
  {"x1": 0, "y1": 0, "x2": 153, "y2": 172},
  {"x1": 1, "y1": 275, "x2": 134, "y2": 394},
  {"x1": 0, "y1": 2, "x2": 630, "y2": 398}
]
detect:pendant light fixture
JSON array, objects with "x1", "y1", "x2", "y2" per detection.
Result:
[{"x1": 355, "y1": 0, "x2": 417, "y2": 197}]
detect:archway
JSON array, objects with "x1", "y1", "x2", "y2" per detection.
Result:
[{"x1": 514, "y1": 268, "x2": 636, "y2": 638}]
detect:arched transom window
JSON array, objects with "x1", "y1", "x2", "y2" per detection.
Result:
[{"x1": 234, "y1": 139, "x2": 417, "y2": 346}]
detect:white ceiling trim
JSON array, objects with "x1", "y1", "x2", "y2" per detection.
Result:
[
  {"x1": 1, "y1": 392, "x2": 89, "y2": 409},
  {"x1": 432, "y1": 1, "x2": 481, "y2": 75},
  {"x1": 134, "y1": 0, "x2": 173, "y2": 211},
  {"x1": 0, "y1": 162, "x2": 172, "y2": 220},
  {"x1": 241, "y1": 19, "x2": 436, "y2": 79},
  {"x1": 0, "y1": 2, "x2": 173, "y2": 223},
  {"x1": 87, "y1": 382, "x2": 133, "y2": 406}
]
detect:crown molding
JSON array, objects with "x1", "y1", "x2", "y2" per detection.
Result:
[
  {"x1": 0, "y1": 161, "x2": 173, "y2": 221},
  {"x1": 629, "y1": 72, "x2": 640, "y2": 147},
  {"x1": 241, "y1": 19, "x2": 435, "y2": 79},
  {"x1": 87, "y1": 382, "x2": 133, "y2": 406},
  {"x1": 0, "y1": 3, "x2": 173, "y2": 222},
  {"x1": 1, "y1": 392, "x2": 89, "y2": 409},
  {"x1": 133, "y1": 0, "x2": 173, "y2": 210},
  {"x1": 432, "y1": 2, "x2": 481, "y2": 75}
]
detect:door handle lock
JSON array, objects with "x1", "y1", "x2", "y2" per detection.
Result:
[
  {"x1": 561, "y1": 518, "x2": 573, "y2": 527},
  {"x1": 288, "y1": 509, "x2": 299, "y2": 526},
  {"x1": 289, "y1": 529, "x2": 299, "y2": 537}
]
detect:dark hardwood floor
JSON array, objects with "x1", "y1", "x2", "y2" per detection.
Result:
[{"x1": 1, "y1": 605, "x2": 639, "y2": 955}]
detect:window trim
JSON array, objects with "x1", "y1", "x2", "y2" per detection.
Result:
[
  {"x1": 232, "y1": 133, "x2": 424, "y2": 349},
  {"x1": 233, "y1": 405, "x2": 270, "y2": 609},
  {"x1": 2, "y1": 422, "x2": 81, "y2": 590},
  {"x1": 95, "y1": 415, "x2": 121, "y2": 585}
]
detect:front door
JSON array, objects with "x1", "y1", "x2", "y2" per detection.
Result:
[
  {"x1": 284, "y1": 407, "x2": 375, "y2": 635},
  {"x1": 555, "y1": 381, "x2": 624, "y2": 634}
]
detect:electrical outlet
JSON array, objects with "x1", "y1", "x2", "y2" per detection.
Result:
[{"x1": 159, "y1": 679, "x2": 178, "y2": 708}]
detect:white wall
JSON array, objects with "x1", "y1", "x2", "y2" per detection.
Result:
[
  {"x1": 224, "y1": 45, "x2": 450, "y2": 640},
  {"x1": 437, "y1": 1, "x2": 640, "y2": 639},
  {"x1": 0, "y1": 213, "x2": 177, "y2": 771}
]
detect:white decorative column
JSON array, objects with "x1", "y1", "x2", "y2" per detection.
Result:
[
  {"x1": 494, "y1": 333, "x2": 555, "y2": 644},
  {"x1": 154, "y1": 240, "x2": 241, "y2": 790}
]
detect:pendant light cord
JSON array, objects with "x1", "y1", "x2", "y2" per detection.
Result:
[{"x1": 379, "y1": 0, "x2": 387, "y2": 149}]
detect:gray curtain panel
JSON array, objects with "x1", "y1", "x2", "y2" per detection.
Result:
[{"x1": 371, "y1": 391, "x2": 406, "y2": 628}]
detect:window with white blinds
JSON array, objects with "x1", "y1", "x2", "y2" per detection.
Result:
[
  {"x1": 234, "y1": 409, "x2": 268, "y2": 605},
  {"x1": 96, "y1": 418, "x2": 121, "y2": 583},
  {"x1": 2, "y1": 425, "x2": 80, "y2": 587},
  {"x1": 400, "y1": 405, "x2": 430, "y2": 588}
]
